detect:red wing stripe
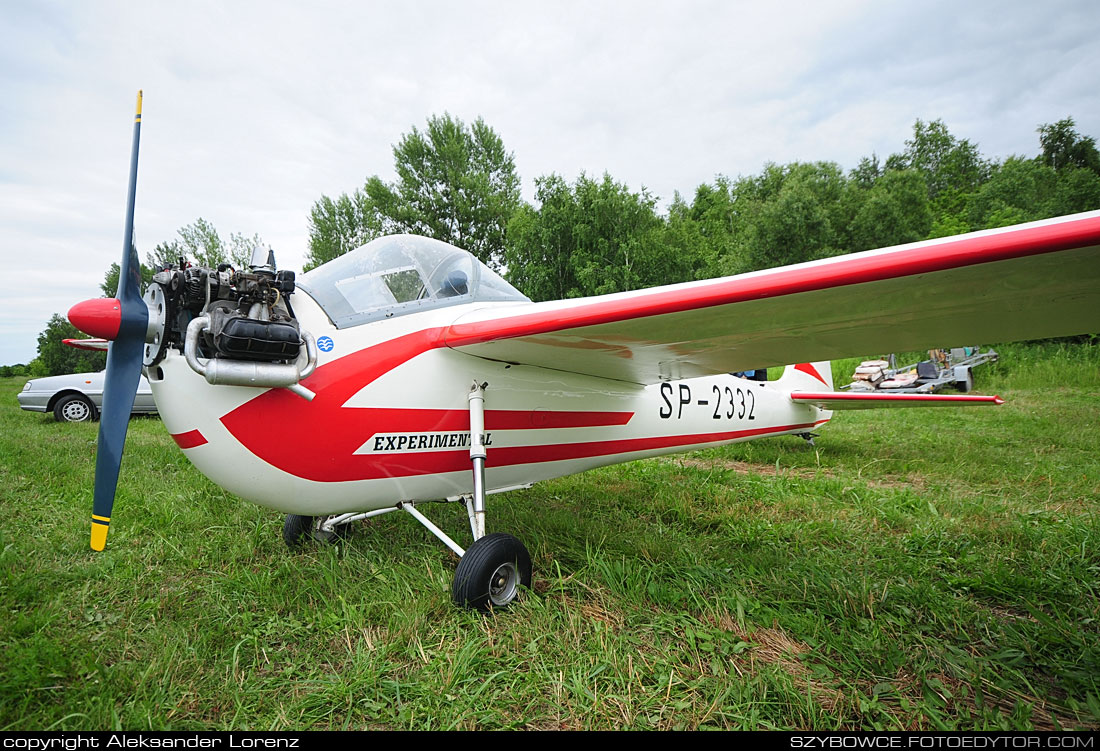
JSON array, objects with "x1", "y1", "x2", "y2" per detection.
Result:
[
  {"x1": 444, "y1": 215, "x2": 1100, "y2": 346},
  {"x1": 792, "y1": 392, "x2": 1004, "y2": 404},
  {"x1": 171, "y1": 429, "x2": 208, "y2": 449}
]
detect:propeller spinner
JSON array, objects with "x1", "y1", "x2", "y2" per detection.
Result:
[{"x1": 69, "y1": 91, "x2": 149, "y2": 551}]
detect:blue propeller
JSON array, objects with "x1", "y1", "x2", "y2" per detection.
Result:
[{"x1": 69, "y1": 91, "x2": 148, "y2": 551}]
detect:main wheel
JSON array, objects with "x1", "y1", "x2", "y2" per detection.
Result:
[
  {"x1": 54, "y1": 394, "x2": 96, "y2": 422},
  {"x1": 282, "y1": 514, "x2": 349, "y2": 548},
  {"x1": 283, "y1": 514, "x2": 314, "y2": 548},
  {"x1": 452, "y1": 533, "x2": 532, "y2": 612}
]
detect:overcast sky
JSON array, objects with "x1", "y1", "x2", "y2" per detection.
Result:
[{"x1": 2, "y1": 0, "x2": 1097, "y2": 366}]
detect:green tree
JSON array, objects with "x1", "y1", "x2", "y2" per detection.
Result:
[
  {"x1": 687, "y1": 177, "x2": 750, "y2": 277},
  {"x1": 1038, "y1": 118, "x2": 1100, "y2": 174},
  {"x1": 100, "y1": 257, "x2": 154, "y2": 298},
  {"x1": 177, "y1": 218, "x2": 224, "y2": 268},
  {"x1": 966, "y1": 154, "x2": 1100, "y2": 230},
  {"x1": 887, "y1": 119, "x2": 990, "y2": 198},
  {"x1": 743, "y1": 162, "x2": 849, "y2": 270},
  {"x1": 967, "y1": 157, "x2": 1054, "y2": 229},
  {"x1": 309, "y1": 114, "x2": 521, "y2": 270},
  {"x1": 34, "y1": 314, "x2": 106, "y2": 376},
  {"x1": 372, "y1": 114, "x2": 521, "y2": 268},
  {"x1": 848, "y1": 170, "x2": 931, "y2": 251},
  {"x1": 504, "y1": 173, "x2": 700, "y2": 301},
  {"x1": 849, "y1": 154, "x2": 883, "y2": 190},
  {"x1": 175, "y1": 218, "x2": 264, "y2": 269},
  {"x1": 304, "y1": 192, "x2": 386, "y2": 271},
  {"x1": 146, "y1": 240, "x2": 185, "y2": 270},
  {"x1": 665, "y1": 192, "x2": 721, "y2": 279},
  {"x1": 1049, "y1": 165, "x2": 1100, "y2": 216},
  {"x1": 502, "y1": 186, "x2": 575, "y2": 301},
  {"x1": 886, "y1": 119, "x2": 991, "y2": 229}
]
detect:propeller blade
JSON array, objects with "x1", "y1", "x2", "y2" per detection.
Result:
[
  {"x1": 86, "y1": 91, "x2": 148, "y2": 551},
  {"x1": 91, "y1": 332, "x2": 145, "y2": 549}
]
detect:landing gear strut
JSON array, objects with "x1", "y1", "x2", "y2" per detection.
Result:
[{"x1": 280, "y1": 381, "x2": 533, "y2": 612}]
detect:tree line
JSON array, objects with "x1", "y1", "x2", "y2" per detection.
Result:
[
  {"x1": 18, "y1": 115, "x2": 1098, "y2": 375},
  {"x1": 306, "y1": 115, "x2": 1100, "y2": 303}
]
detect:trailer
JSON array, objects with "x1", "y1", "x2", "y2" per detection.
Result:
[{"x1": 846, "y1": 347, "x2": 999, "y2": 394}]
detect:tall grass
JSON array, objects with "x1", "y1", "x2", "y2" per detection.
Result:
[{"x1": 1, "y1": 341, "x2": 1096, "y2": 730}]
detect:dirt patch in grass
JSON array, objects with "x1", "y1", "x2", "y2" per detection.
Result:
[{"x1": 710, "y1": 611, "x2": 847, "y2": 714}]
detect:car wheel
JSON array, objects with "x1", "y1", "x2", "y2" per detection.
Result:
[{"x1": 54, "y1": 394, "x2": 96, "y2": 422}]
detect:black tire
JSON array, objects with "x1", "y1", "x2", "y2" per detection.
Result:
[
  {"x1": 452, "y1": 533, "x2": 532, "y2": 612},
  {"x1": 283, "y1": 514, "x2": 314, "y2": 548},
  {"x1": 282, "y1": 514, "x2": 349, "y2": 548},
  {"x1": 54, "y1": 394, "x2": 96, "y2": 423}
]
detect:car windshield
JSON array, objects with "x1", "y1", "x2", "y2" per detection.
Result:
[{"x1": 297, "y1": 235, "x2": 530, "y2": 328}]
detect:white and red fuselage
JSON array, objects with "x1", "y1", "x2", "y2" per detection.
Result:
[{"x1": 152, "y1": 290, "x2": 834, "y2": 516}]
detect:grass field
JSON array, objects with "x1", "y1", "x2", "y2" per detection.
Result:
[{"x1": 1, "y1": 342, "x2": 1097, "y2": 730}]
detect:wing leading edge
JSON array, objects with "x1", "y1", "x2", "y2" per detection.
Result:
[{"x1": 446, "y1": 211, "x2": 1100, "y2": 384}]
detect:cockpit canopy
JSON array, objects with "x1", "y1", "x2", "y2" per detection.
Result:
[{"x1": 297, "y1": 235, "x2": 530, "y2": 329}]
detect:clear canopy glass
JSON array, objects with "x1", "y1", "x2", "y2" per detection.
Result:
[{"x1": 297, "y1": 235, "x2": 529, "y2": 328}]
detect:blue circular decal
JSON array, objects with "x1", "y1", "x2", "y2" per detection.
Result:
[{"x1": 317, "y1": 336, "x2": 334, "y2": 352}]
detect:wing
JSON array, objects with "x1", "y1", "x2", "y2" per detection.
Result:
[{"x1": 446, "y1": 211, "x2": 1100, "y2": 384}]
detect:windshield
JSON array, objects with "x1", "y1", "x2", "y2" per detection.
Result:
[{"x1": 297, "y1": 235, "x2": 529, "y2": 328}]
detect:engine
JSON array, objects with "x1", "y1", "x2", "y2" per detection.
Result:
[{"x1": 143, "y1": 247, "x2": 317, "y2": 399}]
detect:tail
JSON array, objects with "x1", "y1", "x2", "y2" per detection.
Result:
[
  {"x1": 775, "y1": 361, "x2": 834, "y2": 391},
  {"x1": 776, "y1": 361, "x2": 834, "y2": 434}
]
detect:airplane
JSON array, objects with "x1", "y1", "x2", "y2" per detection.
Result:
[{"x1": 66, "y1": 93, "x2": 1100, "y2": 611}]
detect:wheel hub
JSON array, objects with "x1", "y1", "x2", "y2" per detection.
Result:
[
  {"x1": 488, "y1": 561, "x2": 518, "y2": 606},
  {"x1": 62, "y1": 400, "x2": 91, "y2": 421}
]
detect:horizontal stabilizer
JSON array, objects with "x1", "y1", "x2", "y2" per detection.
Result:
[
  {"x1": 63, "y1": 338, "x2": 110, "y2": 351},
  {"x1": 790, "y1": 392, "x2": 1004, "y2": 410}
]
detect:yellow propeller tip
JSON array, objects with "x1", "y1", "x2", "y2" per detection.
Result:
[{"x1": 90, "y1": 522, "x2": 109, "y2": 551}]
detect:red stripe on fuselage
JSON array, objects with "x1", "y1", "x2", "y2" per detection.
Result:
[
  {"x1": 219, "y1": 330, "x2": 636, "y2": 482},
  {"x1": 352, "y1": 407, "x2": 634, "y2": 433},
  {"x1": 171, "y1": 429, "x2": 208, "y2": 449},
  {"x1": 389, "y1": 421, "x2": 817, "y2": 479},
  {"x1": 221, "y1": 330, "x2": 444, "y2": 481},
  {"x1": 256, "y1": 421, "x2": 818, "y2": 482}
]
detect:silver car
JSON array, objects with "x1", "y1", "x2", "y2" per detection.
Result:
[{"x1": 17, "y1": 371, "x2": 157, "y2": 422}]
